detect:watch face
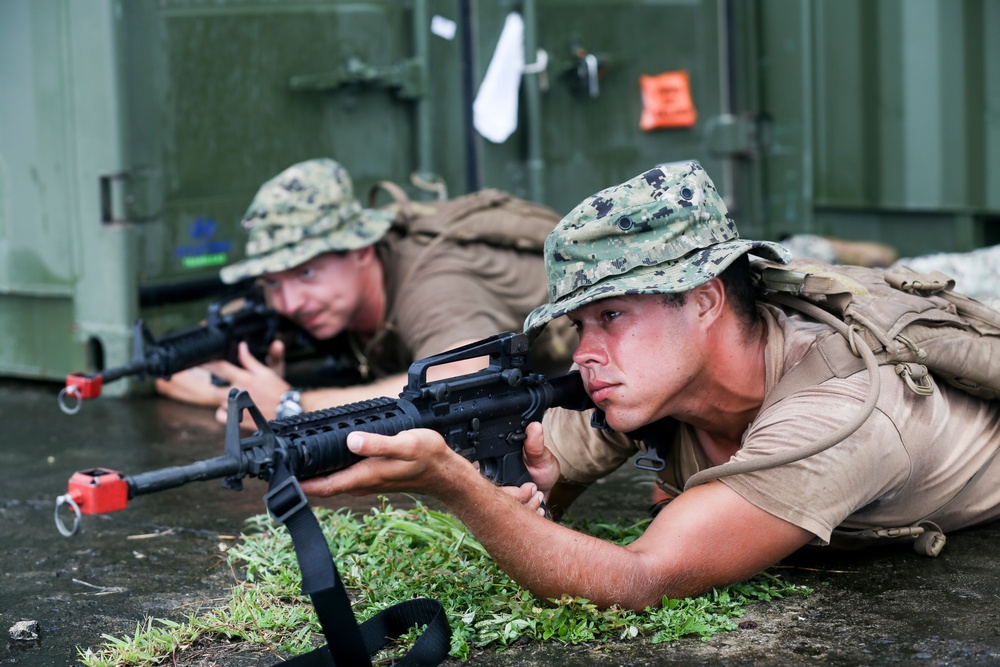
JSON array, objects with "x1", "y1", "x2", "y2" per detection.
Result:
[{"x1": 277, "y1": 390, "x2": 304, "y2": 419}]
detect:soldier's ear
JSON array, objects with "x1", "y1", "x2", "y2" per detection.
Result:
[
  {"x1": 352, "y1": 245, "x2": 377, "y2": 266},
  {"x1": 693, "y1": 278, "x2": 726, "y2": 321}
]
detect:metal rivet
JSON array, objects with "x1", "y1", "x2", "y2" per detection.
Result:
[
  {"x1": 618, "y1": 216, "x2": 634, "y2": 231},
  {"x1": 681, "y1": 187, "x2": 694, "y2": 200}
]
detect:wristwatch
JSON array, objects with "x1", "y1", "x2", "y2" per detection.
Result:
[{"x1": 276, "y1": 388, "x2": 305, "y2": 419}]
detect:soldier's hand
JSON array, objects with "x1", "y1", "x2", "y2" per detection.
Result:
[
  {"x1": 501, "y1": 482, "x2": 547, "y2": 516},
  {"x1": 207, "y1": 341, "x2": 290, "y2": 426},
  {"x1": 299, "y1": 429, "x2": 470, "y2": 498},
  {"x1": 264, "y1": 339, "x2": 286, "y2": 376},
  {"x1": 522, "y1": 421, "x2": 561, "y2": 498}
]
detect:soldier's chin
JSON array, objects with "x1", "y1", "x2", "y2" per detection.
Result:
[
  {"x1": 601, "y1": 409, "x2": 639, "y2": 434},
  {"x1": 298, "y1": 320, "x2": 339, "y2": 341},
  {"x1": 604, "y1": 403, "x2": 671, "y2": 435}
]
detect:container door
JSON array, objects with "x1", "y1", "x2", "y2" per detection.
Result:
[{"x1": 472, "y1": 0, "x2": 749, "y2": 224}]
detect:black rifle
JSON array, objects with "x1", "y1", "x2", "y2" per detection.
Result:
[
  {"x1": 55, "y1": 333, "x2": 593, "y2": 665},
  {"x1": 55, "y1": 332, "x2": 592, "y2": 530},
  {"x1": 55, "y1": 332, "x2": 592, "y2": 667},
  {"x1": 59, "y1": 294, "x2": 283, "y2": 414}
]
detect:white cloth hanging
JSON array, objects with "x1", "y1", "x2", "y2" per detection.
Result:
[{"x1": 473, "y1": 12, "x2": 524, "y2": 144}]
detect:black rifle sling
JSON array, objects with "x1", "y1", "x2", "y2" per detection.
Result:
[{"x1": 264, "y1": 459, "x2": 452, "y2": 667}]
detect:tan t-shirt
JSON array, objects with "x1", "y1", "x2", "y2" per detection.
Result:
[
  {"x1": 358, "y1": 232, "x2": 574, "y2": 378},
  {"x1": 544, "y1": 303, "x2": 1000, "y2": 546}
]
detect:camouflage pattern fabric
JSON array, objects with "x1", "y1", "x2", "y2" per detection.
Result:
[
  {"x1": 524, "y1": 160, "x2": 791, "y2": 332},
  {"x1": 781, "y1": 234, "x2": 898, "y2": 268},
  {"x1": 892, "y1": 245, "x2": 1000, "y2": 311},
  {"x1": 785, "y1": 234, "x2": 1000, "y2": 310},
  {"x1": 779, "y1": 234, "x2": 839, "y2": 266},
  {"x1": 220, "y1": 158, "x2": 395, "y2": 284}
]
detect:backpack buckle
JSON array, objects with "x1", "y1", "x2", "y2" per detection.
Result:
[{"x1": 895, "y1": 362, "x2": 935, "y2": 396}]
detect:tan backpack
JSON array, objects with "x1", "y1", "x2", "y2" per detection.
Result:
[
  {"x1": 755, "y1": 260, "x2": 1000, "y2": 400},
  {"x1": 369, "y1": 181, "x2": 561, "y2": 253},
  {"x1": 684, "y1": 259, "x2": 1000, "y2": 555},
  {"x1": 358, "y1": 182, "x2": 572, "y2": 375}
]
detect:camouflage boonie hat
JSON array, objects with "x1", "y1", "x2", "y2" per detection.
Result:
[
  {"x1": 524, "y1": 161, "x2": 791, "y2": 332},
  {"x1": 220, "y1": 158, "x2": 394, "y2": 284}
]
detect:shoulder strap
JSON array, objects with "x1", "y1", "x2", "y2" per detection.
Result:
[
  {"x1": 264, "y1": 458, "x2": 451, "y2": 666},
  {"x1": 368, "y1": 180, "x2": 416, "y2": 222}
]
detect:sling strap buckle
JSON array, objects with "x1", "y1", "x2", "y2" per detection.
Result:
[{"x1": 264, "y1": 475, "x2": 309, "y2": 525}]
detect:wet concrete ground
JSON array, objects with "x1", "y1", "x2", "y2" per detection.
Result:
[{"x1": 3, "y1": 376, "x2": 1000, "y2": 666}]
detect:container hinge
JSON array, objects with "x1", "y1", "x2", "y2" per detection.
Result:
[{"x1": 100, "y1": 168, "x2": 163, "y2": 225}]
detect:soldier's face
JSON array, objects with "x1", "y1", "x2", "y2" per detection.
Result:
[
  {"x1": 261, "y1": 251, "x2": 368, "y2": 340},
  {"x1": 568, "y1": 293, "x2": 707, "y2": 433}
]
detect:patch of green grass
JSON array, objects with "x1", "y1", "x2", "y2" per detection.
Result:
[{"x1": 78, "y1": 498, "x2": 810, "y2": 665}]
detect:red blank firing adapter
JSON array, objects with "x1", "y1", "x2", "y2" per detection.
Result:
[{"x1": 64, "y1": 468, "x2": 129, "y2": 515}]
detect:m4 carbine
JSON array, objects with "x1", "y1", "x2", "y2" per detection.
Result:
[
  {"x1": 55, "y1": 332, "x2": 594, "y2": 536},
  {"x1": 58, "y1": 296, "x2": 280, "y2": 414}
]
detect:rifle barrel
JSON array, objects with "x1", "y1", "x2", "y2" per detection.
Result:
[
  {"x1": 99, "y1": 361, "x2": 151, "y2": 384},
  {"x1": 126, "y1": 455, "x2": 242, "y2": 498}
]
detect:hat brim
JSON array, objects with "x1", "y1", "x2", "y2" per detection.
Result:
[
  {"x1": 220, "y1": 208, "x2": 394, "y2": 284},
  {"x1": 524, "y1": 239, "x2": 790, "y2": 332}
]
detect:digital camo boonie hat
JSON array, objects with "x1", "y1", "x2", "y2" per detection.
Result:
[
  {"x1": 220, "y1": 158, "x2": 395, "y2": 284},
  {"x1": 524, "y1": 160, "x2": 791, "y2": 332}
]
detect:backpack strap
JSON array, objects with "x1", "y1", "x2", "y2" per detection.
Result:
[
  {"x1": 685, "y1": 265, "x2": 999, "y2": 555},
  {"x1": 368, "y1": 180, "x2": 417, "y2": 223},
  {"x1": 683, "y1": 291, "x2": 881, "y2": 491}
]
